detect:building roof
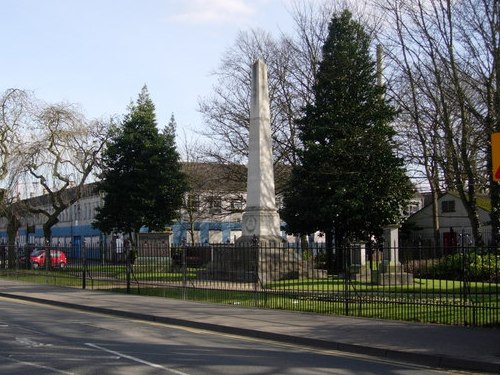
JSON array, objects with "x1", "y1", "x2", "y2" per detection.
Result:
[
  {"x1": 420, "y1": 191, "x2": 491, "y2": 212},
  {"x1": 181, "y1": 162, "x2": 291, "y2": 195}
]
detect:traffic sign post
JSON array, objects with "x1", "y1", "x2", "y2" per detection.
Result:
[{"x1": 491, "y1": 132, "x2": 500, "y2": 181}]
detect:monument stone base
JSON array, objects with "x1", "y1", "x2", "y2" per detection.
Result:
[
  {"x1": 200, "y1": 244, "x2": 326, "y2": 284},
  {"x1": 349, "y1": 265, "x2": 373, "y2": 282},
  {"x1": 372, "y1": 262, "x2": 413, "y2": 285}
]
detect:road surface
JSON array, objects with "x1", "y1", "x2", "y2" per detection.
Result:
[{"x1": 0, "y1": 296, "x2": 471, "y2": 374}]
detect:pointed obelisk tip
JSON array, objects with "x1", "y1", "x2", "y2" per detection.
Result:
[{"x1": 253, "y1": 59, "x2": 266, "y2": 71}]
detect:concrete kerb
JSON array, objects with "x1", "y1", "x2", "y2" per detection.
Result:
[{"x1": 0, "y1": 290, "x2": 498, "y2": 374}]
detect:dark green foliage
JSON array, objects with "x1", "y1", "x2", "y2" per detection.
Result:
[
  {"x1": 415, "y1": 252, "x2": 500, "y2": 283},
  {"x1": 94, "y1": 86, "x2": 187, "y2": 234},
  {"x1": 282, "y1": 10, "x2": 413, "y2": 268}
]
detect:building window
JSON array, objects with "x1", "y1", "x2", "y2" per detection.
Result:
[
  {"x1": 207, "y1": 195, "x2": 222, "y2": 214},
  {"x1": 441, "y1": 200, "x2": 455, "y2": 213},
  {"x1": 187, "y1": 193, "x2": 201, "y2": 212},
  {"x1": 230, "y1": 196, "x2": 244, "y2": 211}
]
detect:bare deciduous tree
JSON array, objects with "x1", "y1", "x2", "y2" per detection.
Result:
[
  {"x1": 178, "y1": 129, "x2": 246, "y2": 244},
  {"x1": 0, "y1": 89, "x2": 33, "y2": 266},
  {"x1": 198, "y1": 1, "x2": 367, "y2": 173},
  {"x1": 0, "y1": 89, "x2": 32, "y2": 187},
  {"x1": 22, "y1": 103, "x2": 110, "y2": 244},
  {"x1": 377, "y1": 0, "x2": 499, "y2": 246}
]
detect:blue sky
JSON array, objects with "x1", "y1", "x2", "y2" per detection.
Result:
[{"x1": 0, "y1": 0, "x2": 300, "y2": 142}]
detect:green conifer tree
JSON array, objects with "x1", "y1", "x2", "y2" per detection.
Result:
[
  {"x1": 94, "y1": 86, "x2": 187, "y2": 242},
  {"x1": 282, "y1": 10, "x2": 413, "y2": 273}
]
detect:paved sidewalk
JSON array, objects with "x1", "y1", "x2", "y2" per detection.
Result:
[{"x1": 0, "y1": 279, "x2": 499, "y2": 374}]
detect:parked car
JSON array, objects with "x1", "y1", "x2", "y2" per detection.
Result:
[{"x1": 30, "y1": 249, "x2": 67, "y2": 269}]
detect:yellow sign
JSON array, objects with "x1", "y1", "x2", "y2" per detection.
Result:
[{"x1": 492, "y1": 132, "x2": 500, "y2": 181}]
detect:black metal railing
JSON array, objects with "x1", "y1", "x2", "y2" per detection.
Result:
[{"x1": 0, "y1": 241, "x2": 498, "y2": 327}]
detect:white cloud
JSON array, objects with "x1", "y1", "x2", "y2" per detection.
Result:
[{"x1": 171, "y1": 0, "x2": 257, "y2": 24}]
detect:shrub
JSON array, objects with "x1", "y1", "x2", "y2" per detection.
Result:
[{"x1": 411, "y1": 251, "x2": 500, "y2": 282}]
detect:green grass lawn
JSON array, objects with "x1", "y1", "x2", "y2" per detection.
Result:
[
  {"x1": 111, "y1": 285, "x2": 498, "y2": 326},
  {"x1": 1, "y1": 266, "x2": 498, "y2": 327}
]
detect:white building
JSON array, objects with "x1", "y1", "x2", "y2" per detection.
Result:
[{"x1": 403, "y1": 192, "x2": 491, "y2": 248}]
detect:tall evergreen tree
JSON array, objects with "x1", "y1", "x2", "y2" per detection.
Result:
[
  {"x1": 282, "y1": 10, "x2": 413, "y2": 273},
  {"x1": 94, "y1": 86, "x2": 187, "y2": 241}
]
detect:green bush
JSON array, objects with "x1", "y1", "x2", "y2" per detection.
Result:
[
  {"x1": 415, "y1": 251, "x2": 500, "y2": 282},
  {"x1": 302, "y1": 249, "x2": 312, "y2": 261}
]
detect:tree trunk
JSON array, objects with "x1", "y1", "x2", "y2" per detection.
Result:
[
  {"x1": 489, "y1": 27, "x2": 500, "y2": 246},
  {"x1": 42, "y1": 217, "x2": 57, "y2": 269},
  {"x1": 6, "y1": 214, "x2": 20, "y2": 268},
  {"x1": 431, "y1": 190, "x2": 440, "y2": 255},
  {"x1": 331, "y1": 229, "x2": 346, "y2": 275}
]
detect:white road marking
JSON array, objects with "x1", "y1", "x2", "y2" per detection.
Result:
[
  {"x1": 85, "y1": 343, "x2": 190, "y2": 375},
  {"x1": 15, "y1": 336, "x2": 53, "y2": 347},
  {"x1": 0, "y1": 354, "x2": 74, "y2": 375}
]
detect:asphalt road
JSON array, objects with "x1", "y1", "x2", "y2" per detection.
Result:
[{"x1": 0, "y1": 297, "x2": 472, "y2": 375}]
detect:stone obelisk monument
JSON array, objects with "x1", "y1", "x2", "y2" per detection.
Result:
[{"x1": 239, "y1": 59, "x2": 282, "y2": 245}]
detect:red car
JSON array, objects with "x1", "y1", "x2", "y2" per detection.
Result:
[{"x1": 30, "y1": 249, "x2": 68, "y2": 269}]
